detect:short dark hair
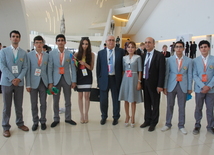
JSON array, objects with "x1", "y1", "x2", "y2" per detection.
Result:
[
  {"x1": 43, "y1": 45, "x2": 48, "y2": 50},
  {"x1": 104, "y1": 43, "x2": 106, "y2": 46},
  {"x1": 198, "y1": 40, "x2": 210, "y2": 48},
  {"x1": 33, "y1": 35, "x2": 45, "y2": 43},
  {"x1": 175, "y1": 41, "x2": 184, "y2": 47},
  {"x1": 56, "y1": 34, "x2": 66, "y2": 42},
  {"x1": 10, "y1": 30, "x2": 21, "y2": 38},
  {"x1": 0, "y1": 43, "x2": 1, "y2": 46}
]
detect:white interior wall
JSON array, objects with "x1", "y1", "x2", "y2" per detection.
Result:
[
  {"x1": 132, "y1": 0, "x2": 214, "y2": 56},
  {"x1": 0, "y1": 0, "x2": 29, "y2": 50}
]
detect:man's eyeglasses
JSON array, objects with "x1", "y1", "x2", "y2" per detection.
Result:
[
  {"x1": 175, "y1": 46, "x2": 183, "y2": 48},
  {"x1": 57, "y1": 39, "x2": 65, "y2": 42},
  {"x1": 107, "y1": 39, "x2": 115, "y2": 42}
]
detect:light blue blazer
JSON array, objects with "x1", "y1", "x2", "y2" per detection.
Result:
[
  {"x1": 25, "y1": 50, "x2": 49, "y2": 89},
  {"x1": 48, "y1": 49, "x2": 76, "y2": 86},
  {"x1": 0, "y1": 46, "x2": 27, "y2": 86},
  {"x1": 193, "y1": 55, "x2": 214, "y2": 93},
  {"x1": 164, "y1": 55, "x2": 193, "y2": 93}
]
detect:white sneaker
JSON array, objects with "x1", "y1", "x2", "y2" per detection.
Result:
[
  {"x1": 161, "y1": 126, "x2": 170, "y2": 132},
  {"x1": 180, "y1": 128, "x2": 187, "y2": 135}
]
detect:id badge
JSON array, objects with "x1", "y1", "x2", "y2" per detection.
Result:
[
  {"x1": 12, "y1": 66, "x2": 18, "y2": 73},
  {"x1": 59, "y1": 67, "x2": 65, "y2": 74},
  {"x1": 176, "y1": 74, "x2": 182, "y2": 81},
  {"x1": 202, "y1": 74, "x2": 208, "y2": 82},
  {"x1": 80, "y1": 65, "x2": 85, "y2": 69},
  {"x1": 126, "y1": 70, "x2": 132, "y2": 77},
  {"x1": 34, "y1": 68, "x2": 41, "y2": 76},
  {"x1": 82, "y1": 69, "x2": 88, "y2": 76},
  {"x1": 108, "y1": 64, "x2": 111, "y2": 72}
]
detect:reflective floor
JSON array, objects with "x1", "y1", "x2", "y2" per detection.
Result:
[{"x1": 0, "y1": 89, "x2": 214, "y2": 155}]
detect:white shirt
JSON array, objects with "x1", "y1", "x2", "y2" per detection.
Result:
[
  {"x1": 175, "y1": 54, "x2": 183, "y2": 71},
  {"x1": 11, "y1": 45, "x2": 19, "y2": 62},
  {"x1": 107, "y1": 47, "x2": 115, "y2": 75},
  {"x1": 201, "y1": 55, "x2": 209, "y2": 66},
  {"x1": 57, "y1": 48, "x2": 65, "y2": 66},
  {"x1": 143, "y1": 49, "x2": 154, "y2": 78}
]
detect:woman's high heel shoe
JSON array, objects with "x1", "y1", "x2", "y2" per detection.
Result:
[
  {"x1": 125, "y1": 123, "x2": 129, "y2": 127},
  {"x1": 131, "y1": 123, "x2": 135, "y2": 128}
]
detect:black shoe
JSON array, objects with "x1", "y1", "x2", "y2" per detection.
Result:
[
  {"x1": 41, "y1": 123, "x2": 47, "y2": 130},
  {"x1": 112, "y1": 119, "x2": 118, "y2": 125},
  {"x1": 51, "y1": 121, "x2": 59, "y2": 128},
  {"x1": 65, "y1": 120, "x2": 77, "y2": 125},
  {"x1": 32, "y1": 124, "x2": 38, "y2": 131},
  {"x1": 207, "y1": 128, "x2": 214, "y2": 134},
  {"x1": 193, "y1": 127, "x2": 200, "y2": 135},
  {"x1": 148, "y1": 126, "x2": 155, "y2": 132},
  {"x1": 100, "y1": 119, "x2": 106, "y2": 125},
  {"x1": 140, "y1": 122, "x2": 150, "y2": 128}
]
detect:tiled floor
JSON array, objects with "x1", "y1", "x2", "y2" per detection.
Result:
[{"x1": 0, "y1": 88, "x2": 214, "y2": 155}]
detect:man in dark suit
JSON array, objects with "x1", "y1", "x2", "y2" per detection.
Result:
[
  {"x1": 96, "y1": 35, "x2": 125, "y2": 125},
  {"x1": 192, "y1": 41, "x2": 197, "y2": 58},
  {"x1": 140, "y1": 37, "x2": 166, "y2": 131},
  {"x1": 161, "y1": 45, "x2": 170, "y2": 58}
]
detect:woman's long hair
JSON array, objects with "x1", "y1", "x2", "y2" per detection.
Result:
[{"x1": 77, "y1": 37, "x2": 92, "y2": 67}]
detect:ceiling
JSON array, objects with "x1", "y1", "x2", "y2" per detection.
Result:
[{"x1": 24, "y1": 0, "x2": 136, "y2": 36}]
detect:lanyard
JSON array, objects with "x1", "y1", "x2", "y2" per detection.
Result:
[
  {"x1": 36, "y1": 53, "x2": 43, "y2": 67},
  {"x1": 202, "y1": 58, "x2": 207, "y2": 72},
  {"x1": 108, "y1": 50, "x2": 113, "y2": 64},
  {"x1": 60, "y1": 52, "x2": 64, "y2": 66},
  {"x1": 176, "y1": 58, "x2": 183, "y2": 72}
]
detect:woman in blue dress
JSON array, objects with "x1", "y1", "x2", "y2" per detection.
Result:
[{"x1": 119, "y1": 41, "x2": 143, "y2": 127}]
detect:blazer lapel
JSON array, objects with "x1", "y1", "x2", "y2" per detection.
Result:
[{"x1": 149, "y1": 50, "x2": 157, "y2": 69}]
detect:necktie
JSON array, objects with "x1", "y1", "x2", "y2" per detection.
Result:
[
  {"x1": 145, "y1": 53, "x2": 151, "y2": 79},
  {"x1": 109, "y1": 49, "x2": 113, "y2": 73}
]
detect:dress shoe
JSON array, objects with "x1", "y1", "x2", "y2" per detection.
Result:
[
  {"x1": 140, "y1": 122, "x2": 150, "y2": 128},
  {"x1": 51, "y1": 121, "x2": 59, "y2": 128},
  {"x1": 100, "y1": 119, "x2": 106, "y2": 125},
  {"x1": 18, "y1": 125, "x2": 29, "y2": 131},
  {"x1": 161, "y1": 126, "x2": 170, "y2": 132},
  {"x1": 3, "y1": 130, "x2": 10, "y2": 137},
  {"x1": 32, "y1": 124, "x2": 38, "y2": 131},
  {"x1": 180, "y1": 128, "x2": 187, "y2": 135},
  {"x1": 65, "y1": 120, "x2": 77, "y2": 125},
  {"x1": 41, "y1": 123, "x2": 47, "y2": 130},
  {"x1": 207, "y1": 128, "x2": 214, "y2": 134},
  {"x1": 112, "y1": 119, "x2": 118, "y2": 125},
  {"x1": 148, "y1": 126, "x2": 155, "y2": 132},
  {"x1": 193, "y1": 127, "x2": 200, "y2": 135}
]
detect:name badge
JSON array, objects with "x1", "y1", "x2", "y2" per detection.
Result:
[
  {"x1": 82, "y1": 69, "x2": 88, "y2": 76},
  {"x1": 80, "y1": 65, "x2": 85, "y2": 70},
  {"x1": 34, "y1": 68, "x2": 41, "y2": 76},
  {"x1": 12, "y1": 66, "x2": 18, "y2": 73},
  {"x1": 108, "y1": 64, "x2": 112, "y2": 72},
  {"x1": 126, "y1": 70, "x2": 132, "y2": 77},
  {"x1": 176, "y1": 74, "x2": 182, "y2": 81},
  {"x1": 202, "y1": 74, "x2": 208, "y2": 82},
  {"x1": 59, "y1": 67, "x2": 65, "y2": 74}
]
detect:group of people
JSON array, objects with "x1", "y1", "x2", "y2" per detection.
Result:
[{"x1": 0, "y1": 30, "x2": 213, "y2": 138}]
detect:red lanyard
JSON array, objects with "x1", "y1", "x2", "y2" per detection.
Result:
[
  {"x1": 60, "y1": 52, "x2": 64, "y2": 65},
  {"x1": 176, "y1": 58, "x2": 183, "y2": 72},
  {"x1": 36, "y1": 53, "x2": 43, "y2": 66}
]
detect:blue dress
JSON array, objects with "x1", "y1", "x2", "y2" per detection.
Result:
[{"x1": 118, "y1": 55, "x2": 143, "y2": 103}]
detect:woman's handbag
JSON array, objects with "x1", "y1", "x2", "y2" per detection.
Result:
[{"x1": 90, "y1": 88, "x2": 100, "y2": 102}]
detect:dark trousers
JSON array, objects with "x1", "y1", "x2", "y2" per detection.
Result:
[
  {"x1": 100, "y1": 75, "x2": 120, "y2": 120},
  {"x1": 143, "y1": 80, "x2": 160, "y2": 127}
]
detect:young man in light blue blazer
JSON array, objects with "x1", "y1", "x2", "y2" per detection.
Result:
[
  {"x1": 162, "y1": 41, "x2": 193, "y2": 135},
  {"x1": 48, "y1": 34, "x2": 77, "y2": 127},
  {"x1": 0, "y1": 30, "x2": 29, "y2": 137},
  {"x1": 25, "y1": 36, "x2": 49, "y2": 131},
  {"x1": 192, "y1": 40, "x2": 214, "y2": 135}
]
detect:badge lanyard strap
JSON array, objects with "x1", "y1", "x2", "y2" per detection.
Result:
[
  {"x1": 36, "y1": 53, "x2": 43, "y2": 67},
  {"x1": 60, "y1": 52, "x2": 64, "y2": 66},
  {"x1": 202, "y1": 59, "x2": 206, "y2": 73},
  {"x1": 176, "y1": 58, "x2": 183, "y2": 72}
]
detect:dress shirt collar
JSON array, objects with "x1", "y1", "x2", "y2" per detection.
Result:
[
  {"x1": 11, "y1": 45, "x2": 19, "y2": 50},
  {"x1": 175, "y1": 54, "x2": 183, "y2": 60},
  {"x1": 201, "y1": 54, "x2": 209, "y2": 60},
  {"x1": 57, "y1": 48, "x2": 65, "y2": 53}
]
